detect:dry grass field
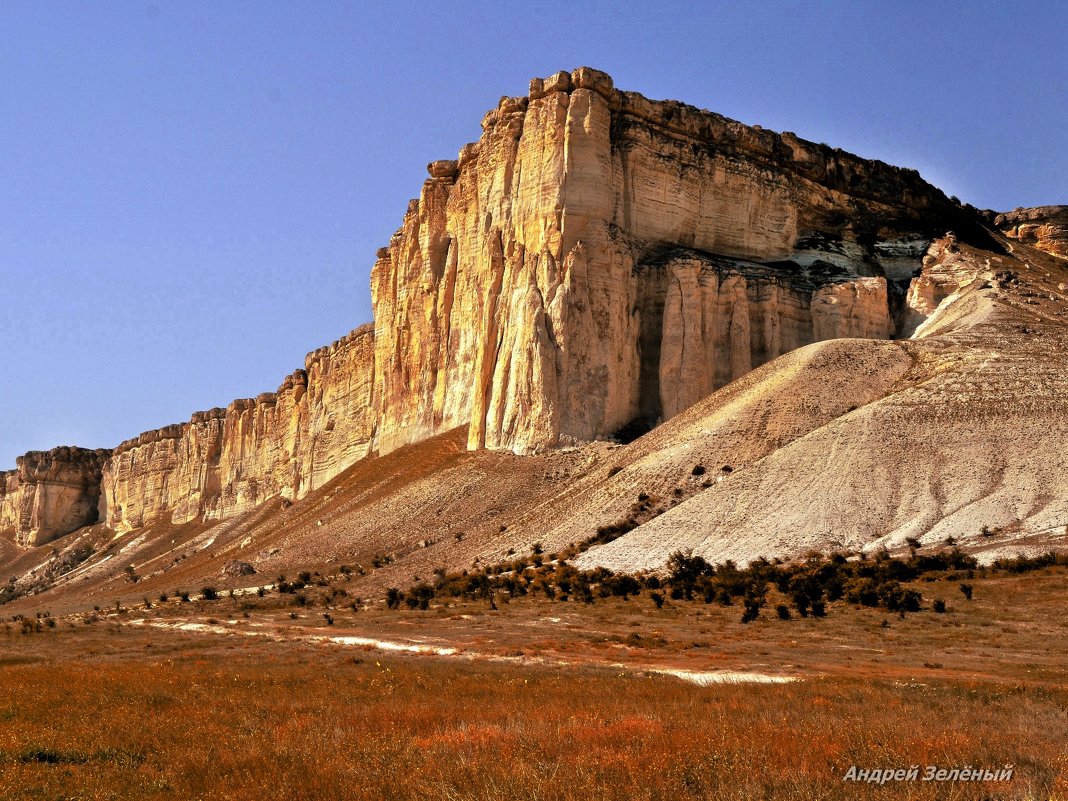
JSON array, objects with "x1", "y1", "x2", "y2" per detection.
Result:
[{"x1": 1, "y1": 564, "x2": 1065, "y2": 800}]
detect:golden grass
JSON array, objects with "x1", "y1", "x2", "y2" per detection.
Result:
[
  {"x1": 1, "y1": 567, "x2": 1066, "y2": 799},
  {"x1": 0, "y1": 625, "x2": 1065, "y2": 801}
]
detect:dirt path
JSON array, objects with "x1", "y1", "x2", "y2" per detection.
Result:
[{"x1": 127, "y1": 617, "x2": 799, "y2": 685}]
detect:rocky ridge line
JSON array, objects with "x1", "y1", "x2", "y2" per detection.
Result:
[{"x1": 0, "y1": 68, "x2": 1043, "y2": 547}]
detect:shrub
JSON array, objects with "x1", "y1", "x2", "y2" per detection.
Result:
[
  {"x1": 385, "y1": 588, "x2": 404, "y2": 610},
  {"x1": 879, "y1": 582, "x2": 921, "y2": 614},
  {"x1": 666, "y1": 550, "x2": 713, "y2": 600},
  {"x1": 959, "y1": 583, "x2": 973, "y2": 600},
  {"x1": 933, "y1": 599, "x2": 947, "y2": 613},
  {"x1": 577, "y1": 582, "x2": 594, "y2": 604},
  {"x1": 408, "y1": 584, "x2": 435, "y2": 610},
  {"x1": 201, "y1": 587, "x2": 218, "y2": 601},
  {"x1": 605, "y1": 574, "x2": 642, "y2": 599},
  {"x1": 584, "y1": 519, "x2": 639, "y2": 550},
  {"x1": 787, "y1": 573, "x2": 823, "y2": 616},
  {"x1": 845, "y1": 578, "x2": 880, "y2": 607},
  {"x1": 740, "y1": 581, "x2": 766, "y2": 623},
  {"x1": 740, "y1": 596, "x2": 763, "y2": 624},
  {"x1": 992, "y1": 551, "x2": 1065, "y2": 573},
  {"x1": 650, "y1": 592, "x2": 665, "y2": 609},
  {"x1": 776, "y1": 604, "x2": 791, "y2": 620}
]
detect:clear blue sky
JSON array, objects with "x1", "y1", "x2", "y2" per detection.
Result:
[{"x1": 1, "y1": 0, "x2": 1065, "y2": 468}]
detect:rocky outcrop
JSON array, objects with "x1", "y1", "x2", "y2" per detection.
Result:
[
  {"x1": 632, "y1": 252, "x2": 892, "y2": 426},
  {"x1": 994, "y1": 206, "x2": 1068, "y2": 259},
  {"x1": 2, "y1": 68, "x2": 1005, "y2": 545},
  {"x1": 372, "y1": 67, "x2": 971, "y2": 455},
  {"x1": 0, "y1": 448, "x2": 109, "y2": 546},
  {"x1": 99, "y1": 325, "x2": 376, "y2": 531},
  {"x1": 3, "y1": 325, "x2": 377, "y2": 544},
  {"x1": 901, "y1": 237, "x2": 994, "y2": 336},
  {"x1": 568, "y1": 237, "x2": 1068, "y2": 571}
]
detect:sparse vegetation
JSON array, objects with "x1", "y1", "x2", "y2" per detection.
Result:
[
  {"x1": 382, "y1": 544, "x2": 1066, "y2": 626},
  {"x1": 0, "y1": 627, "x2": 1063, "y2": 801}
]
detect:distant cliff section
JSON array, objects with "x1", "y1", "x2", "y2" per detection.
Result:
[
  {"x1": 0, "y1": 448, "x2": 109, "y2": 547},
  {"x1": 99, "y1": 325, "x2": 376, "y2": 533},
  {"x1": 1, "y1": 325, "x2": 377, "y2": 543},
  {"x1": 992, "y1": 206, "x2": 1068, "y2": 259},
  {"x1": 0, "y1": 68, "x2": 1023, "y2": 546}
]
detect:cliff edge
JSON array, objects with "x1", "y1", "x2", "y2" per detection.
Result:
[{"x1": 0, "y1": 68, "x2": 1041, "y2": 548}]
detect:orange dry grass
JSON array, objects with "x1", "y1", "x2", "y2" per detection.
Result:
[{"x1": 0, "y1": 632, "x2": 1064, "y2": 801}]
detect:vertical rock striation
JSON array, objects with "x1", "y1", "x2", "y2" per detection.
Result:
[
  {"x1": 4, "y1": 68, "x2": 998, "y2": 544},
  {"x1": 99, "y1": 325, "x2": 376, "y2": 532},
  {"x1": 371, "y1": 67, "x2": 968, "y2": 455}
]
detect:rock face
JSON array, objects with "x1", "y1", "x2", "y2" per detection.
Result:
[
  {"x1": 994, "y1": 206, "x2": 1068, "y2": 259},
  {"x1": 372, "y1": 67, "x2": 971, "y2": 455},
  {"x1": 632, "y1": 253, "x2": 893, "y2": 426},
  {"x1": 2, "y1": 327, "x2": 376, "y2": 545},
  {"x1": 99, "y1": 326, "x2": 376, "y2": 532},
  {"x1": 565, "y1": 237, "x2": 1068, "y2": 571},
  {"x1": 0, "y1": 448, "x2": 109, "y2": 546},
  {"x1": 1, "y1": 68, "x2": 1002, "y2": 545},
  {"x1": 902, "y1": 237, "x2": 988, "y2": 335}
]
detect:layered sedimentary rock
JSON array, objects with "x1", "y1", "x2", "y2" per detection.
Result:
[
  {"x1": 994, "y1": 206, "x2": 1068, "y2": 259},
  {"x1": 372, "y1": 67, "x2": 971, "y2": 455},
  {"x1": 632, "y1": 253, "x2": 892, "y2": 425},
  {"x1": 100, "y1": 326, "x2": 376, "y2": 532},
  {"x1": 0, "y1": 448, "x2": 109, "y2": 546},
  {"x1": 4, "y1": 68, "x2": 997, "y2": 545},
  {"x1": 5, "y1": 325, "x2": 377, "y2": 543}
]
